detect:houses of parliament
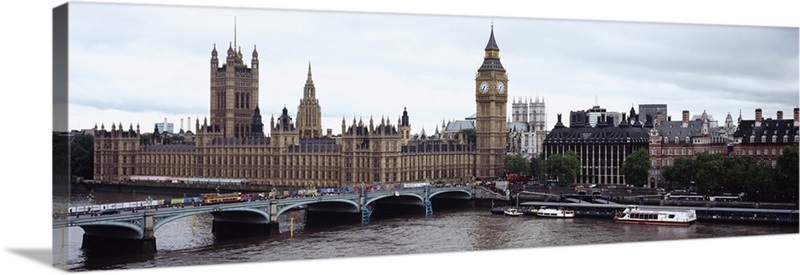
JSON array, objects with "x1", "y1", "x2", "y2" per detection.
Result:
[{"x1": 92, "y1": 27, "x2": 509, "y2": 187}]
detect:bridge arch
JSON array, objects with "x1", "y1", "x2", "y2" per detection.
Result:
[
  {"x1": 80, "y1": 221, "x2": 144, "y2": 240},
  {"x1": 276, "y1": 199, "x2": 360, "y2": 217},
  {"x1": 365, "y1": 193, "x2": 425, "y2": 206},
  {"x1": 152, "y1": 208, "x2": 270, "y2": 232},
  {"x1": 429, "y1": 189, "x2": 472, "y2": 199}
]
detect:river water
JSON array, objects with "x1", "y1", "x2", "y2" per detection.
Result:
[{"x1": 53, "y1": 188, "x2": 798, "y2": 271}]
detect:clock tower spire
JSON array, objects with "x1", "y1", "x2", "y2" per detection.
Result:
[{"x1": 475, "y1": 24, "x2": 508, "y2": 179}]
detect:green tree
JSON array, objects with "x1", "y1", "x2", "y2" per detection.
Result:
[
  {"x1": 621, "y1": 148, "x2": 650, "y2": 187},
  {"x1": 694, "y1": 152, "x2": 725, "y2": 195},
  {"x1": 722, "y1": 155, "x2": 760, "y2": 195},
  {"x1": 662, "y1": 157, "x2": 695, "y2": 190},
  {"x1": 773, "y1": 144, "x2": 798, "y2": 202},
  {"x1": 70, "y1": 133, "x2": 94, "y2": 180},
  {"x1": 504, "y1": 154, "x2": 529, "y2": 175},
  {"x1": 544, "y1": 151, "x2": 580, "y2": 184},
  {"x1": 751, "y1": 161, "x2": 775, "y2": 201},
  {"x1": 459, "y1": 128, "x2": 476, "y2": 145},
  {"x1": 528, "y1": 155, "x2": 543, "y2": 181},
  {"x1": 140, "y1": 133, "x2": 153, "y2": 144}
]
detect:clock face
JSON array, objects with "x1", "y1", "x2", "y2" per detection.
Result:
[
  {"x1": 479, "y1": 81, "x2": 489, "y2": 94},
  {"x1": 496, "y1": 82, "x2": 505, "y2": 94}
]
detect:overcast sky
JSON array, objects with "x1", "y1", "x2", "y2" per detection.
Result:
[
  {"x1": 3, "y1": 1, "x2": 799, "y2": 274},
  {"x1": 66, "y1": 2, "x2": 799, "y2": 135}
]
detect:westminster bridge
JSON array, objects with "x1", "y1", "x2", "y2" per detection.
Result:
[{"x1": 53, "y1": 186, "x2": 476, "y2": 252}]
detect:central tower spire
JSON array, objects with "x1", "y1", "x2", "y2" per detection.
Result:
[
  {"x1": 297, "y1": 61, "x2": 323, "y2": 139},
  {"x1": 234, "y1": 16, "x2": 237, "y2": 49}
]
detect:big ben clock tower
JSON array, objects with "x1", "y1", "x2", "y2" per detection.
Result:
[{"x1": 475, "y1": 25, "x2": 508, "y2": 179}]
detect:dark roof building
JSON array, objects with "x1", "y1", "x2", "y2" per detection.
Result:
[
  {"x1": 543, "y1": 112, "x2": 650, "y2": 186},
  {"x1": 732, "y1": 108, "x2": 799, "y2": 166}
]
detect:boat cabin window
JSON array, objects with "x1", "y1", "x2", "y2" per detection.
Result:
[{"x1": 668, "y1": 214, "x2": 675, "y2": 219}]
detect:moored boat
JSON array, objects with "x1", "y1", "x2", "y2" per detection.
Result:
[
  {"x1": 535, "y1": 206, "x2": 575, "y2": 218},
  {"x1": 614, "y1": 205, "x2": 696, "y2": 225},
  {"x1": 504, "y1": 207, "x2": 524, "y2": 217}
]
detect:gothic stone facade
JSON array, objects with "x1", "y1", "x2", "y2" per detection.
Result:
[{"x1": 93, "y1": 28, "x2": 512, "y2": 186}]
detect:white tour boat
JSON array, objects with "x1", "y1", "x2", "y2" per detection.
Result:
[
  {"x1": 614, "y1": 205, "x2": 697, "y2": 225},
  {"x1": 535, "y1": 206, "x2": 575, "y2": 218},
  {"x1": 503, "y1": 207, "x2": 524, "y2": 217}
]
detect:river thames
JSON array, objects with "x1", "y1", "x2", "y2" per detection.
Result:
[{"x1": 52, "y1": 188, "x2": 798, "y2": 272}]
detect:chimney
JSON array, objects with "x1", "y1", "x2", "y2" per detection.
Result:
[
  {"x1": 794, "y1": 107, "x2": 799, "y2": 121},
  {"x1": 777, "y1": 111, "x2": 783, "y2": 120},
  {"x1": 755, "y1": 108, "x2": 762, "y2": 122},
  {"x1": 656, "y1": 111, "x2": 663, "y2": 125},
  {"x1": 327, "y1": 128, "x2": 333, "y2": 138},
  {"x1": 682, "y1": 110, "x2": 689, "y2": 127}
]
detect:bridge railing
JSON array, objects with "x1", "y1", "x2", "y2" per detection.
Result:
[{"x1": 54, "y1": 186, "x2": 474, "y2": 228}]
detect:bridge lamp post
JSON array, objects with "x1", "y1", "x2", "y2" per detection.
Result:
[{"x1": 145, "y1": 196, "x2": 153, "y2": 211}]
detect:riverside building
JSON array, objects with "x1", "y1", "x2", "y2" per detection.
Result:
[{"x1": 93, "y1": 27, "x2": 514, "y2": 187}]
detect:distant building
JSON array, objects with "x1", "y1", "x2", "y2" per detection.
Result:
[
  {"x1": 638, "y1": 104, "x2": 667, "y2": 126},
  {"x1": 732, "y1": 108, "x2": 799, "y2": 167},
  {"x1": 647, "y1": 110, "x2": 729, "y2": 188},
  {"x1": 154, "y1": 118, "x2": 174, "y2": 134},
  {"x1": 543, "y1": 111, "x2": 650, "y2": 186},
  {"x1": 508, "y1": 96, "x2": 548, "y2": 156}
]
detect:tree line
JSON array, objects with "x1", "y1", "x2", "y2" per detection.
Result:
[
  {"x1": 661, "y1": 145, "x2": 797, "y2": 202},
  {"x1": 504, "y1": 144, "x2": 798, "y2": 203}
]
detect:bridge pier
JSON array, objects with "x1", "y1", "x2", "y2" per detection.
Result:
[
  {"x1": 424, "y1": 185, "x2": 433, "y2": 216},
  {"x1": 81, "y1": 235, "x2": 156, "y2": 254},
  {"x1": 359, "y1": 192, "x2": 371, "y2": 224},
  {"x1": 142, "y1": 210, "x2": 156, "y2": 252},
  {"x1": 80, "y1": 211, "x2": 157, "y2": 253},
  {"x1": 269, "y1": 200, "x2": 280, "y2": 235}
]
